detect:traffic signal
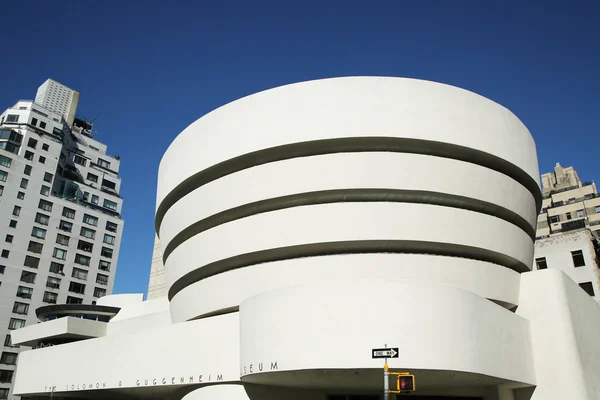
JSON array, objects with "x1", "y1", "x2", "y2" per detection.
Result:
[{"x1": 397, "y1": 374, "x2": 415, "y2": 392}]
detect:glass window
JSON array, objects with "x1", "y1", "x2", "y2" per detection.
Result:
[
  {"x1": 23, "y1": 255, "x2": 40, "y2": 268},
  {"x1": 43, "y1": 172, "x2": 53, "y2": 182},
  {"x1": 49, "y1": 262, "x2": 64, "y2": 274},
  {"x1": 1, "y1": 249, "x2": 9, "y2": 258},
  {"x1": 99, "y1": 260, "x2": 111, "y2": 271},
  {"x1": 5, "y1": 235, "x2": 12, "y2": 243},
  {"x1": 31, "y1": 227, "x2": 46, "y2": 239},
  {"x1": 101, "y1": 247, "x2": 113, "y2": 259},
  {"x1": 20, "y1": 178, "x2": 28, "y2": 189},
  {"x1": 69, "y1": 281, "x2": 86, "y2": 294},
  {"x1": 572, "y1": 250, "x2": 585, "y2": 267},
  {"x1": 0, "y1": 265, "x2": 4, "y2": 274},
  {"x1": 20, "y1": 270, "x2": 36, "y2": 283},
  {"x1": 77, "y1": 240, "x2": 93, "y2": 252},
  {"x1": 94, "y1": 287, "x2": 106, "y2": 298},
  {"x1": 96, "y1": 274, "x2": 109, "y2": 285},
  {"x1": 596, "y1": 205, "x2": 600, "y2": 214},
  {"x1": 0, "y1": 388, "x2": 8, "y2": 399},
  {"x1": 53, "y1": 247, "x2": 67, "y2": 260},
  {"x1": 27, "y1": 138, "x2": 37, "y2": 149},
  {"x1": 43, "y1": 291, "x2": 58, "y2": 304},
  {"x1": 46, "y1": 276, "x2": 61, "y2": 289},
  {"x1": 0, "y1": 170, "x2": 7, "y2": 182},
  {"x1": 103, "y1": 199, "x2": 118, "y2": 211},
  {"x1": 97, "y1": 158, "x2": 111, "y2": 169},
  {"x1": 39, "y1": 155, "x2": 46, "y2": 164},
  {"x1": 579, "y1": 282, "x2": 595, "y2": 296},
  {"x1": 42, "y1": 143, "x2": 49, "y2": 151},
  {"x1": 576, "y1": 209, "x2": 585, "y2": 218},
  {"x1": 62, "y1": 207, "x2": 75, "y2": 219},
  {"x1": 0, "y1": 352, "x2": 18, "y2": 365},
  {"x1": 0, "y1": 369, "x2": 14, "y2": 383},
  {"x1": 83, "y1": 214, "x2": 98, "y2": 226},
  {"x1": 24, "y1": 165, "x2": 32, "y2": 175},
  {"x1": 12, "y1": 205, "x2": 20, "y2": 216},
  {"x1": 56, "y1": 234, "x2": 70, "y2": 246},
  {"x1": 5, "y1": 114, "x2": 19, "y2": 122},
  {"x1": 24, "y1": 150, "x2": 34, "y2": 161},
  {"x1": 73, "y1": 155, "x2": 87, "y2": 166},
  {"x1": 103, "y1": 234, "x2": 115, "y2": 245},
  {"x1": 39, "y1": 121, "x2": 46, "y2": 129},
  {"x1": 549, "y1": 215, "x2": 559, "y2": 224},
  {"x1": 8, "y1": 220, "x2": 16, "y2": 228},
  {"x1": 16, "y1": 286, "x2": 33, "y2": 299},
  {"x1": 12, "y1": 302, "x2": 29, "y2": 315},
  {"x1": 59, "y1": 220, "x2": 73, "y2": 232},
  {"x1": 102, "y1": 179, "x2": 116, "y2": 190},
  {"x1": 72, "y1": 268, "x2": 88, "y2": 280},
  {"x1": 35, "y1": 212, "x2": 50, "y2": 226},
  {"x1": 38, "y1": 199, "x2": 53, "y2": 212},
  {"x1": 87, "y1": 173, "x2": 98, "y2": 183},
  {"x1": 91, "y1": 194, "x2": 99, "y2": 204},
  {"x1": 74, "y1": 253, "x2": 91, "y2": 266},
  {"x1": 66, "y1": 296, "x2": 83, "y2": 304},
  {"x1": 27, "y1": 241, "x2": 43, "y2": 253},
  {"x1": 106, "y1": 221, "x2": 117, "y2": 232},
  {"x1": 40, "y1": 185, "x2": 50, "y2": 196},
  {"x1": 80, "y1": 226, "x2": 96, "y2": 239},
  {"x1": 0, "y1": 185, "x2": 3, "y2": 196},
  {"x1": 8, "y1": 318, "x2": 25, "y2": 330},
  {"x1": 17, "y1": 191, "x2": 24, "y2": 200},
  {"x1": 0, "y1": 155, "x2": 11, "y2": 168}
]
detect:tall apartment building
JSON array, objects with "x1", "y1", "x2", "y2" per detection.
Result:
[
  {"x1": 0, "y1": 80, "x2": 123, "y2": 400},
  {"x1": 33, "y1": 79, "x2": 80, "y2": 128},
  {"x1": 146, "y1": 235, "x2": 166, "y2": 299}
]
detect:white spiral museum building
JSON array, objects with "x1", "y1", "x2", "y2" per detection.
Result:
[{"x1": 11, "y1": 77, "x2": 600, "y2": 400}]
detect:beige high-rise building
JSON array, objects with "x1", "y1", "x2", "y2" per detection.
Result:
[
  {"x1": 34, "y1": 79, "x2": 80, "y2": 127},
  {"x1": 147, "y1": 235, "x2": 167, "y2": 299}
]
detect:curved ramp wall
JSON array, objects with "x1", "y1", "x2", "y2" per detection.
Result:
[{"x1": 156, "y1": 77, "x2": 541, "y2": 323}]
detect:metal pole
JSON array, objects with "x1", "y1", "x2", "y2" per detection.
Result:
[{"x1": 384, "y1": 343, "x2": 389, "y2": 400}]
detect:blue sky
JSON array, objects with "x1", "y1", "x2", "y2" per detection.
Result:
[{"x1": 0, "y1": 1, "x2": 598, "y2": 295}]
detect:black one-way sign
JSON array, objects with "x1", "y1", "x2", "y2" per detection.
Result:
[{"x1": 372, "y1": 348, "x2": 399, "y2": 358}]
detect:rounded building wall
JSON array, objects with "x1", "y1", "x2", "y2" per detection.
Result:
[{"x1": 156, "y1": 76, "x2": 540, "y2": 323}]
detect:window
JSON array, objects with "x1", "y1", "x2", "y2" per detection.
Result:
[
  {"x1": 99, "y1": 260, "x2": 111, "y2": 271},
  {"x1": 102, "y1": 178, "x2": 116, "y2": 190},
  {"x1": 0, "y1": 155, "x2": 11, "y2": 168},
  {"x1": 97, "y1": 158, "x2": 111, "y2": 169},
  {"x1": 80, "y1": 226, "x2": 96, "y2": 239},
  {"x1": 73, "y1": 155, "x2": 87, "y2": 166},
  {"x1": 3, "y1": 334, "x2": 14, "y2": 347},
  {"x1": 12, "y1": 302, "x2": 29, "y2": 315},
  {"x1": 103, "y1": 234, "x2": 115, "y2": 245},
  {"x1": 0, "y1": 170, "x2": 6, "y2": 182},
  {"x1": 0, "y1": 369, "x2": 13, "y2": 383},
  {"x1": 5, "y1": 235, "x2": 12, "y2": 243},
  {"x1": 35, "y1": 212, "x2": 50, "y2": 225},
  {"x1": 566, "y1": 212, "x2": 572, "y2": 220},
  {"x1": 24, "y1": 150, "x2": 34, "y2": 161},
  {"x1": 49, "y1": 262, "x2": 64, "y2": 274},
  {"x1": 16, "y1": 286, "x2": 33, "y2": 299},
  {"x1": 40, "y1": 185, "x2": 50, "y2": 196},
  {"x1": 77, "y1": 240, "x2": 94, "y2": 252},
  {"x1": 0, "y1": 185, "x2": 3, "y2": 196},
  {"x1": 39, "y1": 121, "x2": 46, "y2": 129},
  {"x1": 72, "y1": 268, "x2": 88, "y2": 280},
  {"x1": 91, "y1": 194, "x2": 99, "y2": 204},
  {"x1": 59, "y1": 220, "x2": 73, "y2": 232},
  {"x1": 31, "y1": 227, "x2": 46, "y2": 239},
  {"x1": 20, "y1": 270, "x2": 36, "y2": 284},
  {"x1": 43, "y1": 291, "x2": 57, "y2": 304},
  {"x1": 0, "y1": 265, "x2": 4, "y2": 274},
  {"x1": 579, "y1": 282, "x2": 595, "y2": 296},
  {"x1": 572, "y1": 250, "x2": 585, "y2": 267},
  {"x1": 24, "y1": 164, "x2": 32, "y2": 175},
  {"x1": 83, "y1": 214, "x2": 98, "y2": 226},
  {"x1": 0, "y1": 388, "x2": 8, "y2": 399},
  {"x1": 83, "y1": 191, "x2": 89, "y2": 201},
  {"x1": 5, "y1": 114, "x2": 19, "y2": 122},
  {"x1": 47, "y1": 276, "x2": 61, "y2": 289},
  {"x1": 43, "y1": 172, "x2": 53, "y2": 182},
  {"x1": 12, "y1": 205, "x2": 21, "y2": 216},
  {"x1": 56, "y1": 234, "x2": 69, "y2": 246},
  {"x1": 8, "y1": 318, "x2": 26, "y2": 330},
  {"x1": 106, "y1": 221, "x2": 117, "y2": 232},
  {"x1": 20, "y1": 178, "x2": 28, "y2": 189},
  {"x1": 17, "y1": 191, "x2": 25, "y2": 199},
  {"x1": 101, "y1": 247, "x2": 113, "y2": 259},
  {"x1": 66, "y1": 296, "x2": 83, "y2": 304},
  {"x1": 96, "y1": 274, "x2": 109, "y2": 285},
  {"x1": 39, "y1": 155, "x2": 46, "y2": 164},
  {"x1": 42, "y1": 143, "x2": 49, "y2": 151},
  {"x1": 87, "y1": 172, "x2": 98, "y2": 183},
  {"x1": 75, "y1": 253, "x2": 91, "y2": 266},
  {"x1": 38, "y1": 199, "x2": 53, "y2": 212},
  {"x1": 69, "y1": 281, "x2": 86, "y2": 294},
  {"x1": 24, "y1": 255, "x2": 40, "y2": 268},
  {"x1": 94, "y1": 287, "x2": 106, "y2": 298},
  {"x1": 27, "y1": 138, "x2": 38, "y2": 149},
  {"x1": 62, "y1": 207, "x2": 75, "y2": 219},
  {"x1": 27, "y1": 241, "x2": 43, "y2": 253},
  {"x1": 1, "y1": 250, "x2": 9, "y2": 258},
  {"x1": 0, "y1": 352, "x2": 17, "y2": 365},
  {"x1": 53, "y1": 247, "x2": 67, "y2": 260},
  {"x1": 103, "y1": 199, "x2": 118, "y2": 211},
  {"x1": 549, "y1": 215, "x2": 560, "y2": 224},
  {"x1": 576, "y1": 209, "x2": 585, "y2": 218}
]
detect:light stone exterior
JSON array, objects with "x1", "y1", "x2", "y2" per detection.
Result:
[{"x1": 146, "y1": 235, "x2": 166, "y2": 300}]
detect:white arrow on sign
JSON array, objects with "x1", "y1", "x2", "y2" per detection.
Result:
[{"x1": 372, "y1": 348, "x2": 398, "y2": 358}]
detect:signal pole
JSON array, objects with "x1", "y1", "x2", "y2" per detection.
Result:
[{"x1": 384, "y1": 343, "x2": 389, "y2": 400}]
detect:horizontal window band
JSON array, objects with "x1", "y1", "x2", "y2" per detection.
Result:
[
  {"x1": 168, "y1": 240, "x2": 530, "y2": 300},
  {"x1": 162, "y1": 188, "x2": 535, "y2": 263},
  {"x1": 155, "y1": 137, "x2": 542, "y2": 233}
]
